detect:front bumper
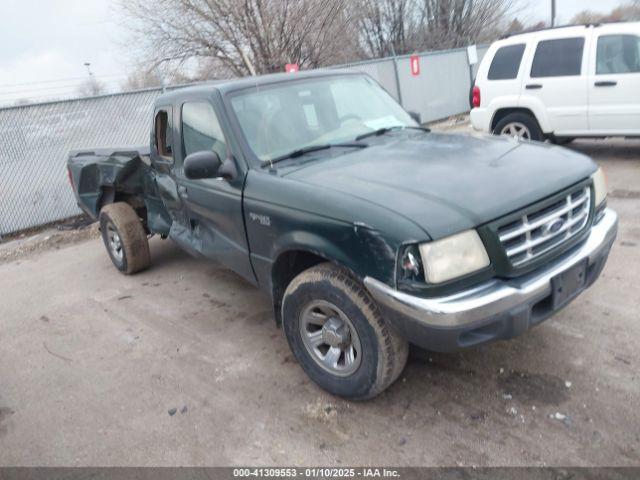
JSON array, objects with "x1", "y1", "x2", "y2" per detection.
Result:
[{"x1": 364, "y1": 208, "x2": 618, "y2": 352}]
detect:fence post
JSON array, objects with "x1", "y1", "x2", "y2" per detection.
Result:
[
  {"x1": 392, "y1": 56, "x2": 403, "y2": 108},
  {"x1": 467, "y1": 45, "x2": 478, "y2": 91}
]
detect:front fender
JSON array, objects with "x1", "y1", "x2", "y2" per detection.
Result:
[
  {"x1": 243, "y1": 170, "x2": 429, "y2": 296},
  {"x1": 250, "y1": 220, "x2": 400, "y2": 296}
]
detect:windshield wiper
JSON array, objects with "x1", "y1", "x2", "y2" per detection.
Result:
[
  {"x1": 262, "y1": 142, "x2": 367, "y2": 167},
  {"x1": 355, "y1": 125, "x2": 430, "y2": 141}
]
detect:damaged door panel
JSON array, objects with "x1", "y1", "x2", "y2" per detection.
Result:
[{"x1": 172, "y1": 99, "x2": 255, "y2": 283}]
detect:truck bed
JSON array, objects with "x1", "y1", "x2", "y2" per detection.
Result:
[{"x1": 67, "y1": 145, "x2": 154, "y2": 220}]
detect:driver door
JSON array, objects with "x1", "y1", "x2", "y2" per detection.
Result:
[{"x1": 173, "y1": 98, "x2": 255, "y2": 284}]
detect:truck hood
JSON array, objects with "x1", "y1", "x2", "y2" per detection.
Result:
[{"x1": 283, "y1": 132, "x2": 597, "y2": 239}]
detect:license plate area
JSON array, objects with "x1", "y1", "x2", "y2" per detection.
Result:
[{"x1": 551, "y1": 260, "x2": 588, "y2": 309}]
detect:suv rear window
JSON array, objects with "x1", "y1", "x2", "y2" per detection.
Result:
[
  {"x1": 531, "y1": 37, "x2": 585, "y2": 77},
  {"x1": 597, "y1": 34, "x2": 640, "y2": 74},
  {"x1": 488, "y1": 44, "x2": 526, "y2": 80}
]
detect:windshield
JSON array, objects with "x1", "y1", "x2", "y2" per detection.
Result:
[{"x1": 229, "y1": 75, "x2": 417, "y2": 162}]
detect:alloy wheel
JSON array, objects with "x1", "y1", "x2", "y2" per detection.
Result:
[
  {"x1": 501, "y1": 122, "x2": 531, "y2": 140},
  {"x1": 299, "y1": 300, "x2": 362, "y2": 377},
  {"x1": 106, "y1": 223, "x2": 124, "y2": 262}
]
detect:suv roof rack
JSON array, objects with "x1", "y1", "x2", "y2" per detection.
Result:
[{"x1": 499, "y1": 20, "x2": 630, "y2": 40}]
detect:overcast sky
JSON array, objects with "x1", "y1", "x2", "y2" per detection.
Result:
[{"x1": 0, "y1": 0, "x2": 629, "y2": 106}]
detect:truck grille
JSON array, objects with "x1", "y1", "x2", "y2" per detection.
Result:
[{"x1": 498, "y1": 186, "x2": 591, "y2": 267}]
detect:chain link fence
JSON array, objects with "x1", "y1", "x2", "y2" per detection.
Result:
[
  {"x1": 0, "y1": 45, "x2": 488, "y2": 238},
  {"x1": 0, "y1": 88, "x2": 167, "y2": 236}
]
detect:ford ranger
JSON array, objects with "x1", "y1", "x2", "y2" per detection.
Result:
[{"x1": 68, "y1": 71, "x2": 618, "y2": 399}]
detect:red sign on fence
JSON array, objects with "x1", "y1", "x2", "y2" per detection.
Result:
[
  {"x1": 285, "y1": 63, "x2": 299, "y2": 73},
  {"x1": 410, "y1": 55, "x2": 420, "y2": 76}
]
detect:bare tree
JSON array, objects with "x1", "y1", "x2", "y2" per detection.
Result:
[
  {"x1": 421, "y1": 0, "x2": 517, "y2": 49},
  {"x1": 571, "y1": 2, "x2": 640, "y2": 24},
  {"x1": 351, "y1": 0, "x2": 517, "y2": 57},
  {"x1": 505, "y1": 18, "x2": 524, "y2": 35},
  {"x1": 121, "y1": 70, "x2": 163, "y2": 91},
  {"x1": 570, "y1": 10, "x2": 605, "y2": 24},
  {"x1": 350, "y1": 0, "x2": 423, "y2": 58},
  {"x1": 76, "y1": 77, "x2": 105, "y2": 97},
  {"x1": 608, "y1": 3, "x2": 640, "y2": 20},
  {"x1": 120, "y1": 0, "x2": 355, "y2": 77}
]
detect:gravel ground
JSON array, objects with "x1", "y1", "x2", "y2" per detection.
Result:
[{"x1": 0, "y1": 137, "x2": 638, "y2": 467}]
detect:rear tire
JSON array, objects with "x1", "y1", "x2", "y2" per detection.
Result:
[
  {"x1": 282, "y1": 263, "x2": 408, "y2": 400},
  {"x1": 99, "y1": 202, "x2": 150, "y2": 274},
  {"x1": 493, "y1": 113, "x2": 543, "y2": 142}
]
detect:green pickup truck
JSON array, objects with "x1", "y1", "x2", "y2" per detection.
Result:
[{"x1": 68, "y1": 71, "x2": 617, "y2": 399}]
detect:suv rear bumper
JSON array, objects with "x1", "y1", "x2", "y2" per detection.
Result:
[
  {"x1": 364, "y1": 208, "x2": 618, "y2": 352},
  {"x1": 470, "y1": 107, "x2": 491, "y2": 132}
]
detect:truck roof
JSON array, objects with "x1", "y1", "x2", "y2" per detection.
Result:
[{"x1": 154, "y1": 69, "x2": 363, "y2": 106}]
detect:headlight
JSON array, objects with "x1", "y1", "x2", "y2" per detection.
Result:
[
  {"x1": 592, "y1": 167, "x2": 607, "y2": 207},
  {"x1": 418, "y1": 230, "x2": 490, "y2": 284}
]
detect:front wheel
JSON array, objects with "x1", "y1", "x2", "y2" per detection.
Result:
[
  {"x1": 493, "y1": 113, "x2": 543, "y2": 142},
  {"x1": 282, "y1": 263, "x2": 408, "y2": 400}
]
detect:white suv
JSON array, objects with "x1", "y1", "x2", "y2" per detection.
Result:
[{"x1": 470, "y1": 22, "x2": 640, "y2": 142}]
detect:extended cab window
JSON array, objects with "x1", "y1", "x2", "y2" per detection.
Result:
[
  {"x1": 531, "y1": 37, "x2": 585, "y2": 77},
  {"x1": 597, "y1": 34, "x2": 640, "y2": 74},
  {"x1": 488, "y1": 44, "x2": 526, "y2": 80},
  {"x1": 182, "y1": 102, "x2": 227, "y2": 160},
  {"x1": 154, "y1": 108, "x2": 173, "y2": 161}
]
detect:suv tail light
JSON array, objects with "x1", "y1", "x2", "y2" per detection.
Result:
[
  {"x1": 472, "y1": 86, "x2": 481, "y2": 108},
  {"x1": 67, "y1": 166, "x2": 74, "y2": 187}
]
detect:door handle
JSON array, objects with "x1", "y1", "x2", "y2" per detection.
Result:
[
  {"x1": 594, "y1": 81, "x2": 617, "y2": 87},
  {"x1": 526, "y1": 84, "x2": 543, "y2": 89},
  {"x1": 177, "y1": 185, "x2": 188, "y2": 198}
]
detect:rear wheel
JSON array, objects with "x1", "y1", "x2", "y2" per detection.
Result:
[
  {"x1": 494, "y1": 113, "x2": 543, "y2": 142},
  {"x1": 282, "y1": 263, "x2": 408, "y2": 400},
  {"x1": 99, "y1": 202, "x2": 150, "y2": 274}
]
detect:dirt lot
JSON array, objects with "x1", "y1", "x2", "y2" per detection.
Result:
[{"x1": 0, "y1": 138, "x2": 639, "y2": 467}]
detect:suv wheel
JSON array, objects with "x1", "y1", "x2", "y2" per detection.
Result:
[
  {"x1": 99, "y1": 202, "x2": 150, "y2": 274},
  {"x1": 282, "y1": 263, "x2": 409, "y2": 400},
  {"x1": 494, "y1": 113, "x2": 543, "y2": 141}
]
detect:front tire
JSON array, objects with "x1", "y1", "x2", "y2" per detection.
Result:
[
  {"x1": 99, "y1": 202, "x2": 150, "y2": 274},
  {"x1": 493, "y1": 113, "x2": 543, "y2": 142},
  {"x1": 282, "y1": 263, "x2": 408, "y2": 400}
]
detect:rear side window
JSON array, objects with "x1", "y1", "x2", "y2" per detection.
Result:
[
  {"x1": 488, "y1": 44, "x2": 526, "y2": 80},
  {"x1": 154, "y1": 108, "x2": 173, "y2": 161},
  {"x1": 531, "y1": 37, "x2": 585, "y2": 77},
  {"x1": 597, "y1": 34, "x2": 640, "y2": 74}
]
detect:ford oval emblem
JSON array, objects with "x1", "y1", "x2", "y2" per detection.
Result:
[{"x1": 544, "y1": 218, "x2": 565, "y2": 235}]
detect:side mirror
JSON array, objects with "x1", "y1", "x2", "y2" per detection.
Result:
[
  {"x1": 408, "y1": 111, "x2": 422, "y2": 125},
  {"x1": 184, "y1": 150, "x2": 222, "y2": 179}
]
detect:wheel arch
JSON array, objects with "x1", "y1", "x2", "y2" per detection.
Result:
[
  {"x1": 98, "y1": 186, "x2": 149, "y2": 232},
  {"x1": 269, "y1": 234, "x2": 366, "y2": 326},
  {"x1": 491, "y1": 94, "x2": 552, "y2": 134},
  {"x1": 271, "y1": 249, "x2": 329, "y2": 325},
  {"x1": 491, "y1": 107, "x2": 543, "y2": 133}
]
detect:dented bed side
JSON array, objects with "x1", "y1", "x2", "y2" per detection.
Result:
[{"x1": 67, "y1": 146, "x2": 172, "y2": 236}]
